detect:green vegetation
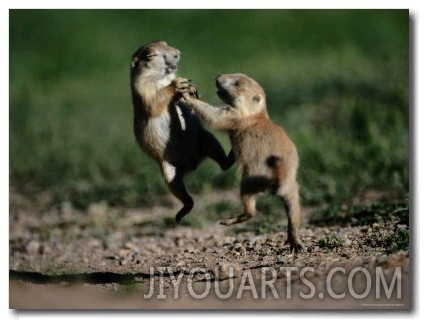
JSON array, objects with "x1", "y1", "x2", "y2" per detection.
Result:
[
  {"x1": 309, "y1": 198, "x2": 409, "y2": 226},
  {"x1": 318, "y1": 235, "x2": 345, "y2": 250},
  {"x1": 385, "y1": 227, "x2": 409, "y2": 253},
  {"x1": 10, "y1": 10, "x2": 409, "y2": 215}
]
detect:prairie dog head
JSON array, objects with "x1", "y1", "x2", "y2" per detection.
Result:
[
  {"x1": 216, "y1": 73, "x2": 266, "y2": 116},
  {"x1": 131, "y1": 41, "x2": 180, "y2": 86}
]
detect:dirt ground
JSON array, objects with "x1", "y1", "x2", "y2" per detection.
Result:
[{"x1": 9, "y1": 189, "x2": 410, "y2": 310}]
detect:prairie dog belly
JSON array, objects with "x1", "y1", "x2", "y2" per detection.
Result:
[{"x1": 141, "y1": 111, "x2": 171, "y2": 161}]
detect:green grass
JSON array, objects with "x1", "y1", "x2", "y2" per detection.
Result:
[
  {"x1": 318, "y1": 235, "x2": 345, "y2": 250},
  {"x1": 309, "y1": 198, "x2": 409, "y2": 227},
  {"x1": 386, "y1": 227, "x2": 409, "y2": 253},
  {"x1": 10, "y1": 10, "x2": 409, "y2": 213}
]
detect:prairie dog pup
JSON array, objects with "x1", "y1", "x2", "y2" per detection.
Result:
[
  {"x1": 130, "y1": 41, "x2": 234, "y2": 222},
  {"x1": 183, "y1": 73, "x2": 303, "y2": 252}
]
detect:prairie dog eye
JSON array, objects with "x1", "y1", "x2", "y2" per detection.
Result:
[
  {"x1": 146, "y1": 53, "x2": 158, "y2": 59},
  {"x1": 253, "y1": 95, "x2": 261, "y2": 102}
]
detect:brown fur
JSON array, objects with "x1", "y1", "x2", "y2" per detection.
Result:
[
  {"x1": 130, "y1": 41, "x2": 234, "y2": 222},
  {"x1": 182, "y1": 73, "x2": 303, "y2": 252}
]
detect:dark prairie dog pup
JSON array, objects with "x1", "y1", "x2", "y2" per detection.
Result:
[
  {"x1": 183, "y1": 73, "x2": 303, "y2": 252},
  {"x1": 130, "y1": 41, "x2": 234, "y2": 223}
]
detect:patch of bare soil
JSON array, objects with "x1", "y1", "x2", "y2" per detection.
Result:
[{"x1": 9, "y1": 190, "x2": 410, "y2": 309}]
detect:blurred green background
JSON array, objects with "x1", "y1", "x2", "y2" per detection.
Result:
[{"x1": 10, "y1": 9, "x2": 409, "y2": 212}]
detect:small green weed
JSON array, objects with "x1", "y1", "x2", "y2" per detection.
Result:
[
  {"x1": 309, "y1": 198, "x2": 409, "y2": 227},
  {"x1": 386, "y1": 227, "x2": 409, "y2": 253},
  {"x1": 318, "y1": 235, "x2": 344, "y2": 250}
]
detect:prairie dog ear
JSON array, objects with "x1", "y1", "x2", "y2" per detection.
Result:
[
  {"x1": 131, "y1": 57, "x2": 139, "y2": 68},
  {"x1": 252, "y1": 95, "x2": 261, "y2": 103}
]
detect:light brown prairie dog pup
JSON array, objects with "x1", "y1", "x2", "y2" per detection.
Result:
[
  {"x1": 130, "y1": 41, "x2": 234, "y2": 223},
  {"x1": 182, "y1": 73, "x2": 303, "y2": 252}
]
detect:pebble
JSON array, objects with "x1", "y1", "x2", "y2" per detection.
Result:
[
  {"x1": 376, "y1": 254, "x2": 388, "y2": 264},
  {"x1": 341, "y1": 252, "x2": 351, "y2": 258},
  {"x1": 118, "y1": 248, "x2": 131, "y2": 257},
  {"x1": 233, "y1": 243, "x2": 246, "y2": 255},
  {"x1": 174, "y1": 238, "x2": 184, "y2": 247},
  {"x1": 87, "y1": 201, "x2": 108, "y2": 218},
  {"x1": 344, "y1": 239, "x2": 352, "y2": 247},
  {"x1": 26, "y1": 240, "x2": 43, "y2": 255},
  {"x1": 215, "y1": 263, "x2": 243, "y2": 280},
  {"x1": 88, "y1": 239, "x2": 102, "y2": 248}
]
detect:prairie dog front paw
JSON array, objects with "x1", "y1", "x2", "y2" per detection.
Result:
[{"x1": 172, "y1": 77, "x2": 190, "y2": 93}]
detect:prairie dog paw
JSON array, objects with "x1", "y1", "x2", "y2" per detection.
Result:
[
  {"x1": 285, "y1": 238, "x2": 305, "y2": 253},
  {"x1": 173, "y1": 78, "x2": 199, "y2": 98},
  {"x1": 219, "y1": 214, "x2": 252, "y2": 226},
  {"x1": 172, "y1": 77, "x2": 190, "y2": 92},
  {"x1": 187, "y1": 84, "x2": 199, "y2": 98}
]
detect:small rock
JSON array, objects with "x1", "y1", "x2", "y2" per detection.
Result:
[
  {"x1": 341, "y1": 252, "x2": 351, "y2": 258},
  {"x1": 302, "y1": 229, "x2": 315, "y2": 237},
  {"x1": 295, "y1": 260, "x2": 305, "y2": 267},
  {"x1": 307, "y1": 246, "x2": 318, "y2": 253},
  {"x1": 124, "y1": 242, "x2": 138, "y2": 251},
  {"x1": 344, "y1": 239, "x2": 352, "y2": 247},
  {"x1": 174, "y1": 238, "x2": 184, "y2": 247},
  {"x1": 233, "y1": 243, "x2": 246, "y2": 255},
  {"x1": 88, "y1": 201, "x2": 108, "y2": 219},
  {"x1": 376, "y1": 254, "x2": 388, "y2": 265},
  {"x1": 276, "y1": 256, "x2": 286, "y2": 264},
  {"x1": 26, "y1": 240, "x2": 42, "y2": 255},
  {"x1": 215, "y1": 263, "x2": 243, "y2": 280},
  {"x1": 118, "y1": 248, "x2": 131, "y2": 257},
  {"x1": 89, "y1": 239, "x2": 102, "y2": 248}
]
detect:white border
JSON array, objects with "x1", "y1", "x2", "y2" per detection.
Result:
[
  {"x1": 3, "y1": 0, "x2": 416, "y2": 9},
  {"x1": 4, "y1": 1, "x2": 424, "y2": 320}
]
